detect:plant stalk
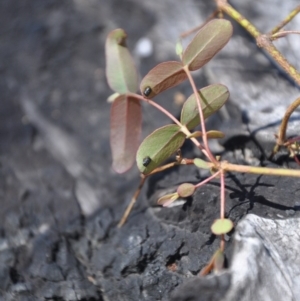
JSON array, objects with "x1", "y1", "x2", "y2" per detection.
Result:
[
  {"x1": 270, "y1": 5, "x2": 300, "y2": 35},
  {"x1": 276, "y1": 96, "x2": 300, "y2": 147},
  {"x1": 222, "y1": 161, "x2": 300, "y2": 177},
  {"x1": 183, "y1": 66, "x2": 219, "y2": 165},
  {"x1": 118, "y1": 176, "x2": 146, "y2": 227}
]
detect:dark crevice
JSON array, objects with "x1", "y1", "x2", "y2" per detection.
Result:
[
  {"x1": 48, "y1": 241, "x2": 60, "y2": 263},
  {"x1": 9, "y1": 267, "x2": 21, "y2": 284},
  {"x1": 165, "y1": 243, "x2": 186, "y2": 268},
  {"x1": 121, "y1": 253, "x2": 156, "y2": 276},
  {"x1": 203, "y1": 234, "x2": 217, "y2": 247}
]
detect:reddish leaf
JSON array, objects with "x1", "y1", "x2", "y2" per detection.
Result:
[
  {"x1": 140, "y1": 61, "x2": 187, "y2": 98},
  {"x1": 183, "y1": 19, "x2": 233, "y2": 71},
  {"x1": 110, "y1": 94, "x2": 142, "y2": 173},
  {"x1": 105, "y1": 29, "x2": 138, "y2": 94},
  {"x1": 177, "y1": 183, "x2": 195, "y2": 197}
]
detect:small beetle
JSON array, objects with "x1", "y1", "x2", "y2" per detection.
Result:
[
  {"x1": 143, "y1": 87, "x2": 152, "y2": 97},
  {"x1": 142, "y1": 156, "x2": 152, "y2": 167}
]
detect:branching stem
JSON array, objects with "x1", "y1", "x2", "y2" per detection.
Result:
[
  {"x1": 216, "y1": 0, "x2": 300, "y2": 86},
  {"x1": 270, "y1": 5, "x2": 300, "y2": 34}
]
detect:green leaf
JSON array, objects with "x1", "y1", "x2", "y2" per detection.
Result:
[
  {"x1": 193, "y1": 158, "x2": 210, "y2": 169},
  {"x1": 175, "y1": 39, "x2": 184, "y2": 58},
  {"x1": 136, "y1": 124, "x2": 186, "y2": 174},
  {"x1": 182, "y1": 19, "x2": 233, "y2": 71},
  {"x1": 211, "y1": 218, "x2": 234, "y2": 235},
  {"x1": 180, "y1": 84, "x2": 229, "y2": 130},
  {"x1": 140, "y1": 61, "x2": 187, "y2": 98},
  {"x1": 187, "y1": 131, "x2": 203, "y2": 138},
  {"x1": 105, "y1": 28, "x2": 138, "y2": 94},
  {"x1": 157, "y1": 193, "x2": 179, "y2": 207},
  {"x1": 177, "y1": 183, "x2": 195, "y2": 197},
  {"x1": 207, "y1": 130, "x2": 225, "y2": 139},
  {"x1": 110, "y1": 94, "x2": 142, "y2": 173}
]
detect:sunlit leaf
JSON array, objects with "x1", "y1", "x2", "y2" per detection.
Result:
[
  {"x1": 183, "y1": 19, "x2": 233, "y2": 71},
  {"x1": 193, "y1": 158, "x2": 210, "y2": 169},
  {"x1": 105, "y1": 28, "x2": 138, "y2": 94},
  {"x1": 110, "y1": 94, "x2": 142, "y2": 173},
  {"x1": 211, "y1": 218, "x2": 234, "y2": 235},
  {"x1": 175, "y1": 39, "x2": 184, "y2": 58},
  {"x1": 157, "y1": 193, "x2": 179, "y2": 207},
  {"x1": 140, "y1": 61, "x2": 187, "y2": 98},
  {"x1": 207, "y1": 130, "x2": 225, "y2": 139},
  {"x1": 107, "y1": 92, "x2": 120, "y2": 103},
  {"x1": 187, "y1": 131, "x2": 203, "y2": 138},
  {"x1": 136, "y1": 124, "x2": 186, "y2": 174},
  {"x1": 180, "y1": 84, "x2": 229, "y2": 130},
  {"x1": 177, "y1": 183, "x2": 195, "y2": 197},
  {"x1": 187, "y1": 130, "x2": 225, "y2": 139}
]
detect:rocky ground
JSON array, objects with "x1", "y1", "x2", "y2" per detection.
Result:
[{"x1": 1, "y1": 0, "x2": 300, "y2": 300}]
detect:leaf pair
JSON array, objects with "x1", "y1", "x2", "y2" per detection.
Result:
[
  {"x1": 106, "y1": 29, "x2": 141, "y2": 173},
  {"x1": 140, "y1": 19, "x2": 233, "y2": 98},
  {"x1": 136, "y1": 84, "x2": 229, "y2": 174}
]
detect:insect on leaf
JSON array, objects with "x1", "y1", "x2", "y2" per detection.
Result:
[
  {"x1": 136, "y1": 124, "x2": 186, "y2": 174},
  {"x1": 140, "y1": 61, "x2": 187, "y2": 98},
  {"x1": 181, "y1": 84, "x2": 229, "y2": 130},
  {"x1": 182, "y1": 19, "x2": 233, "y2": 71},
  {"x1": 105, "y1": 28, "x2": 139, "y2": 94},
  {"x1": 110, "y1": 94, "x2": 142, "y2": 173}
]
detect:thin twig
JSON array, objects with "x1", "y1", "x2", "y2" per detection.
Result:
[
  {"x1": 118, "y1": 176, "x2": 146, "y2": 227},
  {"x1": 216, "y1": 0, "x2": 300, "y2": 86},
  {"x1": 270, "y1": 5, "x2": 300, "y2": 35},
  {"x1": 256, "y1": 35, "x2": 300, "y2": 85},
  {"x1": 194, "y1": 170, "x2": 221, "y2": 189},
  {"x1": 271, "y1": 30, "x2": 300, "y2": 40}
]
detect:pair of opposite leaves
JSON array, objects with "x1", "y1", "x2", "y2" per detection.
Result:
[{"x1": 106, "y1": 19, "x2": 233, "y2": 174}]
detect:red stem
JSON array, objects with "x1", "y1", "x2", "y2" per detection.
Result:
[{"x1": 183, "y1": 67, "x2": 218, "y2": 165}]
